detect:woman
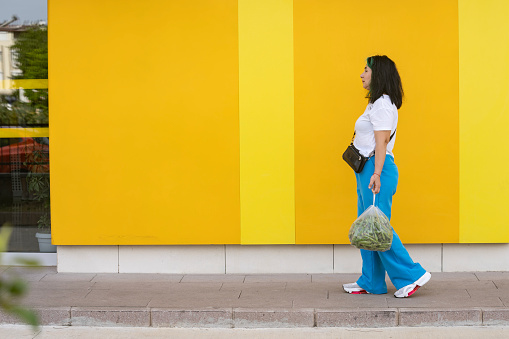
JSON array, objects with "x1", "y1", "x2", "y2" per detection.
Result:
[{"x1": 342, "y1": 55, "x2": 431, "y2": 298}]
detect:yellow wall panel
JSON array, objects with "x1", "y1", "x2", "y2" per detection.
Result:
[
  {"x1": 459, "y1": 0, "x2": 509, "y2": 242},
  {"x1": 294, "y1": 0, "x2": 459, "y2": 244},
  {"x1": 49, "y1": 0, "x2": 240, "y2": 244},
  {"x1": 238, "y1": 0, "x2": 295, "y2": 244}
]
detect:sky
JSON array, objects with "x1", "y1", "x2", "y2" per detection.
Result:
[{"x1": 0, "y1": 0, "x2": 47, "y2": 24}]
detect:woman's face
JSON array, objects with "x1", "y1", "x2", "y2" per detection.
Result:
[{"x1": 360, "y1": 65, "x2": 372, "y2": 90}]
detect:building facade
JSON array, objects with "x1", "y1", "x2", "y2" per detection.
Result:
[
  {"x1": 0, "y1": 29, "x2": 21, "y2": 94},
  {"x1": 2, "y1": 0, "x2": 509, "y2": 273}
]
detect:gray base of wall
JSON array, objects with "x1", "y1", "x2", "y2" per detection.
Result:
[{"x1": 56, "y1": 244, "x2": 509, "y2": 273}]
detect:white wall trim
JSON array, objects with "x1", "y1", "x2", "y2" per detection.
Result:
[
  {"x1": 57, "y1": 246, "x2": 118, "y2": 273},
  {"x1": 119, "y1": 245, "x2": 226, "y2": 274},
  {"x1": 0, "y1": 252, "x2": 57, "y2": 266},
  {"x1": 226, "y1": 245, "x2": 333, "y2": 274},
  {"x1": 53, "y1": 244, "x2": 509, "y2": 273}
]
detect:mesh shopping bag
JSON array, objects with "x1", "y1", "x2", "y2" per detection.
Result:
[{"x1": 348, "y1": 193, "x2": 393, "y2": 252}]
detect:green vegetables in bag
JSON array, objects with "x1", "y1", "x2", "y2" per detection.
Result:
[{"x1": 348, "y1": 205, "x2": 393, "y2": 252}]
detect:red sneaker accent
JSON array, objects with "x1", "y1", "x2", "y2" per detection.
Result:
[
  {"x1": 407, "y1": 285, "x2": 420, "y2": 297},
  {"x1": 351, "y1": 290, "x2": 368, "y2": 294}
]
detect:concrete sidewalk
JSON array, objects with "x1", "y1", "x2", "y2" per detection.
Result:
[
  {"x1": 1, "y1": 325, "x2": 509, "y2": 339},
  {"x1": 0, "y1": 266, "x2": 508, "y2": 328}
]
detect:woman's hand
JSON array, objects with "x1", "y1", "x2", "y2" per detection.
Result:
[{"x1": 369, "y1": 173, "x2": 381, "y2": 194}]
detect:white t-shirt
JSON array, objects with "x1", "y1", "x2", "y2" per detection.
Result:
[{"x1": 353, "y1": 94, "x2": 398, "y2": 157}]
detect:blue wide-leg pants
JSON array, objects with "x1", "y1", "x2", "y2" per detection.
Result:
[{"x1": 354, "y1": 155, "x2": 426, "y2": 294}]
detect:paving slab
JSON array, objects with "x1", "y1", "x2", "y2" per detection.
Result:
[
  {"x1": 309, "y1": 274, "x2": 341, "y2": 283},
  {"x1": 326, "y1": 293, "x2": 390, "y2": 309},
  {"x1": 311, "y1": 273, "x2": 359, "y2": 283},
  {"x1": 284, "y1": 281, "x2": 334, "y2": 290},
  {"x1": 92, "y1": 273, "x2": 183, "y2": 283},
  {"x1": 387, "y1": 291, "x2": 504, "y2": 309},
  {"x1": 428, "y1": 272, "x2": 479, "y2": 281},
  {"x1": 27, "y1": 281, "x2": 94, "y2": 290},
  {"x1": 482, "y1": 308, "x2": 509, "y2": 326},
  {"x1": 283, "y1": 286, "x2": 329, "y2": 299},
  {"x1": 151, "y1": 308, "x2": 233, "y2": 328},
  {"x1": 149, "y1": 298, "x2": 240, "y2": 309},
  {"x1": 220, "y1": 282, "x2": 287, "y2": 293},
  {"x1": 244, "y1": 274, "x2": 311, "y2": 283},
  {"x1": 399, "y1": 308, "x2": 482, "y2": 327},
  {"x1": 290, "y1": 298, "x2": 333, "y2": 309},
  {"x1": 467, "y1": 287, "x2": 507, "y2": 297},
  {"x1": 2, "y1": 266, "x2": 56, "y2": 282},
  {"x1": 162, "y1": 282, "x2": 224, "y2": 291},
  {"x1": 180, "y1": 274, "x2": 245, "y2": 283},
  {"x1": 19, "y1": 289, "x2": 91, "y2": 307},
  {"x1": 493, "y1": 280, "x2": 509, "y2": 289},
  {"x1": 41, "y1": 273, "x2": 96, "y2": 282},
  {"x1": 71, "y1": 307, "x2": 150, "y2": 327},
  {"x1": 0, "y1": 307, "x2": 71, "y2": 326},
  {"x1": 91, "y1": 281, "x2": 180, "y2": 292},
  {"x1": 316, "y1": 308, "x2": 398, "y2": 328},
  {"x1": 233, "y1": 308, "x2": 314, "y2": 328},
  {"x1": 4, "y1": 266, "x2": 57, "y2": 275},
  {"x1": 397, "y1": 296, "x2": 504, "y2": 308},
  {"x1": 294, "y1": 298, "x2": 390, "y2": 309},
  {"x1": 233, "y1": 294, "x2": 294, "y2": 309},
  {"x1": 426, "y1": 280, "x2": 498, "y2": 290},
  {"x1": 147, "y1": 291, "x2": 241, "y2": 308},
  {"x1": 77, "y1": 290, "x2": 153, "y2": 307},
  {"x1": 475, "y1": 272, "x2": 509, "y2": 280}
]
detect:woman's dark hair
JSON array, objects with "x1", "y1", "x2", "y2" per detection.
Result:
[{"x1": 366, "y1": 55, "x2": 404, "y2": 109}]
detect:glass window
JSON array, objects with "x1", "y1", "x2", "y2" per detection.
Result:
[
  {"x1": 10, "y1": 50, "x2": 17, "y2": 69},
  {"x1": 1, "y1": 4, "x2": 50, "y2": 253}
]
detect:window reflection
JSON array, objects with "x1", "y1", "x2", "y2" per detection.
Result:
[{"x1": 1, "y1": 8, "x2": 49, "y2": 252}]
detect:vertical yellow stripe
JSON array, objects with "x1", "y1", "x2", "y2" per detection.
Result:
[
  {"x1": 459, "y1": 0, "x2": 509, "y2": 242},
  {"x1": 238, "y1": 0, "x2": 295, "y2": 244}
]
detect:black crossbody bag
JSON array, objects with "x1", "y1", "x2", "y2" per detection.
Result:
[{"x1": 342, "y1": 129, "x2": 396, "y2": 173}]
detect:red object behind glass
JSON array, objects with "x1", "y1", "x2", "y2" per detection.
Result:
[{"x1": 0, "y1": 137, "x2": 49, "y2": 174}]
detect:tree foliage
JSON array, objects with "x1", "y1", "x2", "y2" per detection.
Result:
[
  {"x1": 12, "y1": 27, "x2": 48, "y2": 79},
  {"x1": 0, "y1": 103, "x2": 48, "y2": 126},
  {"x1": 11, "y1": 27, "x2": 48, "y2": 111},
  {"x1": 0, "y1": 225, "x2": 40, "y2": 329}
]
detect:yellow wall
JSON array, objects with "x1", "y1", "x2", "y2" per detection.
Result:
[
  {"x1": 238, "y1": 0, "x2": 295, "y2": 244},
  {"x1": 294, "y1": 0, "x2": 459, "y2": 244},
  {"x1": 459, "y1": 0, "x2": 509, "y2": 242},
  {"x1": 48, "y1": 0, "x2": 509, "y2": 245},
  {"x1": 49, "y1": 0, "x2": 240, "y2": 244}
]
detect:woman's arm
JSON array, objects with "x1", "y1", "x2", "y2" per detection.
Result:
[{"x1": 369, "y1": 130, "x2": 391, "y2": 194}]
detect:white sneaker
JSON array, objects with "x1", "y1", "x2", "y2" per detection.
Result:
[
  {"x1": 394, "y1": 272, "x2": 431, "y2": 298},
  {"x1": 342, "y1": 282, "x2": 369, "y2": 294}
]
